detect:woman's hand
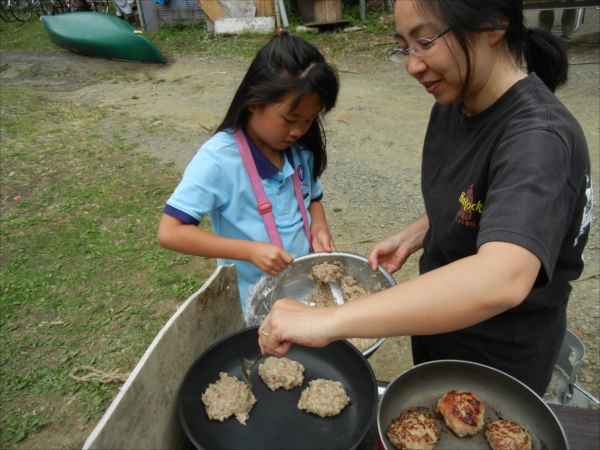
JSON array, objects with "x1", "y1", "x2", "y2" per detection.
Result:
[
  {"x1": 258, "y1": 299, "x2": 336, "y2": 357},
  {"x1": 368, "y1": 214, "x2": 429, "y2": 273},
  {"x1": 249, "y1": 242, "x2": 294, "y2": 276}
]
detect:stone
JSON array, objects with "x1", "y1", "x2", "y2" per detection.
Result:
[
  {"x1": 296, "y1": 25, "x2": 319, "y2": 34},
  {"x1": 214, "y1": 17, "x2": 275, "y2": 34}
]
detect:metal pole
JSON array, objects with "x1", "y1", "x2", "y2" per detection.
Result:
[{"x1": 360, "y1": 0, "x2": 365, "y2": 21}]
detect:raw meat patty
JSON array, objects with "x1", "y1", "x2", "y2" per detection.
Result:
[
  {"x1": 436, "y1": 390, "x2": 485, "y2": 437},
  {"x1": 386, "y1": 411, "x2": 440, "y2": 450},
  {"x1": 258, "y1": 356, "x2": 305, "y2": 391},
  {"x1": 201, "y1": 372, "x2": 257, "y2": 425},
  {"x1": 485, "y1": 420, "x2": 532, "y2": 450},
  {"x1": 297, "y1": 378, "x2": 350, "y2": 417}
]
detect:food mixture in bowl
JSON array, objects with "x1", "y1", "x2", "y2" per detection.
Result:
[{"x1": 306, "y1": 262, "x2": 378, "y2": 351}]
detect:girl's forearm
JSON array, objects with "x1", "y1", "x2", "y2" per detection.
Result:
[
  {"x1": 308, "y1": 201, "x2": 329, "y2": 234},
  {"x1": 157, "y1": 214, "x2": 258, "y2": 261}
]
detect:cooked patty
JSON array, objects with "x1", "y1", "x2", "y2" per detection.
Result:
[
  {"x1": 297, "y1": 378, "x2": 350, "y2": 417},
  {"x1": 386, "y1": 411, "x2": 440, "y2": 450},
  {"x1": 201, "y1": 372, "x2": 257, "y2": 425},
  {"x1": 258, "y1": 356, "x2": 305, "y2": 391},
  {"x1": 436, "y1": 390, "x2": 485, "y2": 437},
  {"x1": 485, "y1": 420, "x2": 532, "y2": 450}
]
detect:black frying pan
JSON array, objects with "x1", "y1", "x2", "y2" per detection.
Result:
[
  {"x1": 179, "y1": 326, "x2": 377, "y2": 449},
  {"x1": 378, "y1": 360, "x2": 569, "y2": 450}
]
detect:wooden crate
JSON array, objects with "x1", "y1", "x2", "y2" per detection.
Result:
[{"x1": 314, "y1": 0, "x2": 342, "y2": 23}]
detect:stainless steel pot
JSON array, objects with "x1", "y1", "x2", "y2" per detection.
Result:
[
  {"x1": 272, "y1": 251, "x2": 397, "y2": 357},
  {"x1": 378, "y1": 360, "x2": 569, "y2": 449}
]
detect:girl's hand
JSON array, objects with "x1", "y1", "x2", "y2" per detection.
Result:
[
  {"x1": 311, "y1": 228, "x2": 336, "y2": 253},
  {"x1": 249, "y1": 242, "x2": 294, "y2": 276},
  {"x1": 258, "y1": 299, "x2": 335, "y2": 357},
  {"x1": 368, "y1": 214, "x2": 428, "y2": 273}
]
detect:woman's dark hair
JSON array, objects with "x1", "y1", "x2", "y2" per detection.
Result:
[
  {"x1": 413, "y1": 0, "x2": 569, "y2": 94},
  {"x1": 216, "y1": 32, "x2": 340, "y2": 180}
]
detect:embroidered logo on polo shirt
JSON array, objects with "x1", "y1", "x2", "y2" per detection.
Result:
[
  {"x1": 455, "y1": 184, "x2": 483, "y2": 228},
  {"x1": 297, "y1": 165, "x2": 305, "y2": 182}
]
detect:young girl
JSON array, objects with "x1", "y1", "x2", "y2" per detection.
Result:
[{"x1": 157, "y1": 30, "x2": 340, "y2": 311}]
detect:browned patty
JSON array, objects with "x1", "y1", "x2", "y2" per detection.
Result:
[
  {"x1": 386, "y1": 411, "x2": 439, "y2": 450},
  {"x1": 485, "y1": 420, "x2": 532, "y2": 450},
  {"x1": 436, "y1": 390, "x2": 485, "y2": 437}
]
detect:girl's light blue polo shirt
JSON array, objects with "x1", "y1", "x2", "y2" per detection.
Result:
[{"x1": 164, "y1": 129, "x2": 323, "y2": 311}]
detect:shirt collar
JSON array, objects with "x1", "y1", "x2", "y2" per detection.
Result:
[{"x1": 243, "y1": 129, "x2": 294, "y2": 179}]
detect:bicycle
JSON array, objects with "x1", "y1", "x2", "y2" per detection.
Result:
[
  {"x1": 0, "y1": 0, "x2": 17, "y2": 21},
  {"x1": 6, "y1": 0, "x2": 33, "y2": 22},
  {"x1": 90, "y1": 0, "x2": 110, "y2": 13}
]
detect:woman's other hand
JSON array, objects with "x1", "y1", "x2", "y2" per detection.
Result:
[
  {"x1": 368, "y1": 214, "x2": 429, "y2": 273},
  {"x1": 258, "y1": 299, "x2": 335, "y2": 357}
]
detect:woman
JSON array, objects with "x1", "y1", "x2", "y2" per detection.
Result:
[{"x1": 258, "y1": 0, "x2": 592, "y2": 396}]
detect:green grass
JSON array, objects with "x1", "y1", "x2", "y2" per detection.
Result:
[{"x1": 0, "y1": 86, "x2": 215, "y2": 446}]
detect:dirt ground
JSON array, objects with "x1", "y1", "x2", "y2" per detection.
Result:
[{"x1": 1, "y1": 12, "x2": 599, "y2": 447}]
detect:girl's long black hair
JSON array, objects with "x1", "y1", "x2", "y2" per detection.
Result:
[
  {"x1": 414, "y1": 0, "x2": 569, "y2": 94},
  {"x1": 216, "y1": 32, "x2": 340, "y2": 180}
]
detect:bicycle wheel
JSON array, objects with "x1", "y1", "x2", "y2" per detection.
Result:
[
  {"x1": 9, "y1": 0, "x2": 33, "y2": 21},
  {"x1": 39, "y1": 0, "x2": 59, "y2": 14},
  {"x1": 0, "y1": 0, "x2": 17, "y2": 21},
  {"x1": 31, "y1": 0, "x2": 44, "y2": 16}
]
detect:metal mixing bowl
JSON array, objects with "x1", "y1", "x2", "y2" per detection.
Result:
[{"x1": 273, "y1": 251, "x2": 397, "y2": 357}]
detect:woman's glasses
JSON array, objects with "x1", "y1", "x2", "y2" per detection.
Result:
[{"x1": 386, "y1": 29, "x2": 451, "y2": 63}]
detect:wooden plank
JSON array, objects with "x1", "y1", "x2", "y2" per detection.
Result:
[
  {"x1": 196, "y1": 0, "x2": 229, "y2": 21},
  {"x1": 254, "y1": 0, "x2": 274, "y2": 16},
  {"x1": 549, "y1": 404, "x2": 600, "y2": 450},
  {"x1": 83, "y1": 265, "x2": 244, "y2": 450}
]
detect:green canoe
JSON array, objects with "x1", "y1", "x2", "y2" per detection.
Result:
[{"x1": 41, "y1": 12, "x2": 166, "y2": 64}]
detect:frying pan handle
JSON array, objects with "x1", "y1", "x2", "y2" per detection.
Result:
[{"x1": 377, "y1": 381, "x2": 389, "y2": 402}]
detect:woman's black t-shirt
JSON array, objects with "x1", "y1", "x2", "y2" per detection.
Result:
[{"x1": 416, "y1": 74, "x2": 593, "y2": 395}]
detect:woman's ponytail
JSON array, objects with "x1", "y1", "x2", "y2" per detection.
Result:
[{"x1": 522, "y1": 27, "x2": 569, "y2": 93}]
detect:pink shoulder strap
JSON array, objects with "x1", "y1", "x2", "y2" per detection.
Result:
[{"x1": 234, "y1": 128, "x2": 312, "y2": 251}]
